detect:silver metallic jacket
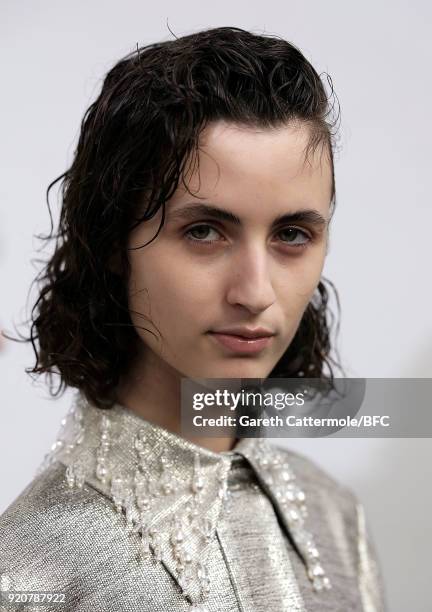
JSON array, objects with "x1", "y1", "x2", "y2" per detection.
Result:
[{"x1": 0, "y1": 392, "x2": 386, "y2": 611}]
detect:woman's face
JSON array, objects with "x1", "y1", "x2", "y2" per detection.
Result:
[{"x1": 126, "y1": 120, "x2": 332, "y2": 380}]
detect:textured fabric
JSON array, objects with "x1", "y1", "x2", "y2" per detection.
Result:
[{"x1": 0, "y1": 392, "x2": 386, "y2": 611}]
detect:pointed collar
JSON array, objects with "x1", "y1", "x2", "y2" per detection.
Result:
[{"x1": 42, "y1": 391, "x2": 331, "y2": 609}]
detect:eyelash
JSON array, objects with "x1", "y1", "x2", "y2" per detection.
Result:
[{"x1": 183, "y1": 223, "x2": 312, "y2": 250}]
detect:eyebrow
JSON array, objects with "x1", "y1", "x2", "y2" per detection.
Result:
[{"x1": 168, "y1": 203, "x2": 329, "y2": 231}]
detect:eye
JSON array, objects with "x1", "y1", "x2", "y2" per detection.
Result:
[
  {"x1": 184, "y1": 224, "x2": 223, "y2": 244},
  {"x1": 276, "y1": 227, "x2": 311, "y2": 249}
]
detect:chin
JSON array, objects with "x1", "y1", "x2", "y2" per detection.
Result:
[{"x1": 199, "y1": 362, "x2": 273, "y2": 380}]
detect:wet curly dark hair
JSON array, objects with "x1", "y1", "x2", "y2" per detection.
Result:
[{"x1": 7, "y1": 26, "x2": 345, "y2": 409}]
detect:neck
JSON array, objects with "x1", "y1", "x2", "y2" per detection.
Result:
[{"x1": 115, "y1": 347, "x2": 238, "y2": 453}]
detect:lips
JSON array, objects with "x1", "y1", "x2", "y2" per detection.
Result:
[
  {"x1": 209, "y1": 327, "x2": 275, "y2": 339},
  {"x1": 207, "y1": 331, "x2": 274, "y2": 354}
]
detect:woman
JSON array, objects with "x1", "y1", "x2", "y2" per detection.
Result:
[{"x1": 0, "y1": 26, "x2": 386, "y2": 611}]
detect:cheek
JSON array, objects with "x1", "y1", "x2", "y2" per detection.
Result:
[
  {"x1": 127, "y1": 255, "x2": 216, "y2": 327},
  {"x1": 277, "y1": 256, "x2": 324, "y2": 317}
]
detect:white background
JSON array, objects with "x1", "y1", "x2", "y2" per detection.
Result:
[{"x1": 1, "y1": 2, "x2": 431, "y2": 611}]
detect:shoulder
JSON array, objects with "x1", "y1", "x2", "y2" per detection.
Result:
[
  {"x1": 0, "y1": 461, "x2": 118, "y2": 592},
  {"x1": 271, "y1": 447, "x2": 387, "y2": 609}
]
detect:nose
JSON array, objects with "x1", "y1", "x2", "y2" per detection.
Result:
[{"x1": 226, "y1": 246, "x2": 277, "y2": 314}]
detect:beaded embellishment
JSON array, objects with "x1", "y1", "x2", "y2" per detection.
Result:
[
  {"x1": 249, "y1": 439, "x2": 331, "y2": 592},
  {"x1": 37, "y1": 394, "x2": 332, "y2": 610}
]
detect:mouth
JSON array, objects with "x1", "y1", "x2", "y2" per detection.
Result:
[{"x1": 207, "y1": 331, "x2": 275, "y2": 355}]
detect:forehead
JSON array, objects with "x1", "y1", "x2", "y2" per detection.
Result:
[{"x1": 168, "y1": 120, "x2": 333, "y2": 216}]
